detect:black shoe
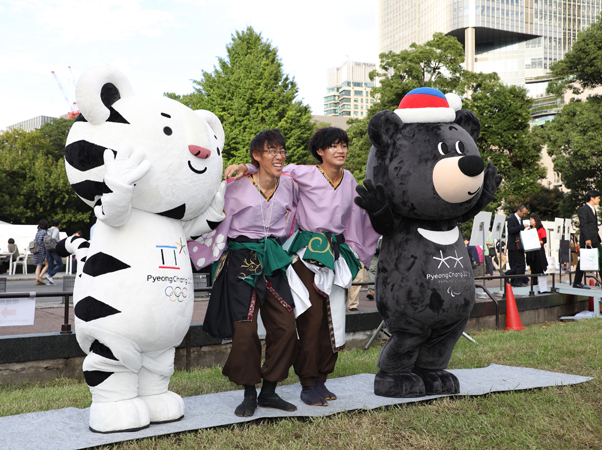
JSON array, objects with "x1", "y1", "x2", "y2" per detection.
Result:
[
  {"x1": 349, "y1": 307, "x2": 359, "y2": 311},
  {"x1": 257, "y1": 380, "x2": 297, "y2": 412},
  {"x1": 257, "y1": 392, "x2": 297, "y2": 411},
  {"x1": 235, "y1": 395, "x2": 257, "y2": 417},
  {"x1": 300, "y1": 385, "x2": 327, "y2": 406},
  {"x1": 367, "y1": 291, "x2": 374, "y2": 300},
  {"x1": 314, "y1": 381, "x2": 336, "y2": 401},
  {"x1": 573, "y1": 283, "x2": 591, "y2": 289}
]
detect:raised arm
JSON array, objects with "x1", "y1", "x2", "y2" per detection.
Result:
[{"x1": 95, "y1": 148, "x2": 150, "y2": 228}]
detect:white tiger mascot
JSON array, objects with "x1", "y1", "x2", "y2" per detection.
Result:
[{"x1": 57, "y1": 65, "x2": 226, "y2": 433}]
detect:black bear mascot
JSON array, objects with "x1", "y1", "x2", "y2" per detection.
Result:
[{"x1": 355, "y1": 87, "x2": 502, "y2": 398}]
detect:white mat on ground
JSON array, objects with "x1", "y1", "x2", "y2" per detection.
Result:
[{"x1": 0, "y1": 364, "x2": 592, "y2": 450}]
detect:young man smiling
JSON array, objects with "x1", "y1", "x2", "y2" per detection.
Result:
[{"x1": 227, "y1": 127, "x2": 379, "y2": 406}]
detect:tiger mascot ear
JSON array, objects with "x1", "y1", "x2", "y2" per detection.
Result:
[{"x1": 76, "y1": 65, "x2": 134, "y2": 125}]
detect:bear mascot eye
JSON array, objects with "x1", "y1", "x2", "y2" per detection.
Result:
[
  {"x1": 437, "y1": 142, "x2": 449, "y2": 155},
  {"x1": 455, "y1": 141, "x2": 465, "y2": 154},
  {"x1": 163, "y1": 126, "x2": 173, "y2": 136}
]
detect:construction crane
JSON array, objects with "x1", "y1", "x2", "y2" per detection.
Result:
[{"x1": 51, "y1": 69, "x2": 80, "y2": 119}]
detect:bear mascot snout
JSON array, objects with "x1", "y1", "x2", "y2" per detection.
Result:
[{"x1": 355, "y1": 87, "x2": 502, "y2": 398}]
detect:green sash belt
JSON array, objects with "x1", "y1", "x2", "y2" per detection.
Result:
[
  {"x1": 286, "y1": 230, "x2": 361, "y2": 280},
  {"x1": 223, "y1": 238, "x2": 292, "y2": 288}
]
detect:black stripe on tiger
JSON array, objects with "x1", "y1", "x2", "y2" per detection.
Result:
[
  {"x1": 90, "y1": 340, "x2": 118, "y2": 361},
  {"x1": 65, "y1": 141, "x2": 116, "y2": 172},
  {"x1": 71, "y1": 180, "x2": 112, "y2": 202},
  {"x1": 75, "y1": 296, "x2": 121, "y2": 322},
  {"x1": 157, "y1": 204, "x2": 186, "y2": 220},
  {"x1": 84, "y1": 370, "x2": 113, "y2": 387},
  {"x1": 83, "y1": 252, "x2": 130, "y2": 277}
]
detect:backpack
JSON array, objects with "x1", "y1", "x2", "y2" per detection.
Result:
[
  {"x1": 43, "y1": 228, "x2": 58, "y2": 251},
  {"x1": 28, "y1": 239, "x2": 40, "y2": 254}
]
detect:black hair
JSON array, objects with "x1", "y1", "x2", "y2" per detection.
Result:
[
  {"x1": 586, "y1": 190, "x2": 601, "y2": 202},
  {"x1": 8, "y1": 238, "x2": 14, "y2": 244},
  {"x1": 38, "y1": 219, "x2": 48, "y2": 230},
  {"x1": 308, "y1": 127, "x2": 349, "y2": 163},
  {"x1": 249, "y1": 129, "x2": 286, "y2": 167},
  {"x1": 52, "y1": 219, "x2": 60, "y2": 227},
  {"x1": 530, "y1": 214, "x2": 543, "y2": 230},
  {"x1": 517, "y1": 205, "x2": 527, "y2": 212}
]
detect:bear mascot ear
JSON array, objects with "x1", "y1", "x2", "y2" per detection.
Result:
[
  {"x1": 454, "y1": 110, "x2": 481, "y2": 142},
  {"x1": 368, "y1": 110, "x2": 403, "y2": 151},
  {"x1": 75, "y1": 65, "x2": 134, "y2": 125}
]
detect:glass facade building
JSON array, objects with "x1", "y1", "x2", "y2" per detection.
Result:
[
  {"x1": 323, "y1": 61, "x2": 376, "y2": 117},
  {"x1": 379, "y1": 0, "x2": 602, "y2": 88}
]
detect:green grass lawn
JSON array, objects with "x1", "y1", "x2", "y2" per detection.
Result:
[{"x1": 2, "y1": 319, "x2": 602, "y2": 449}]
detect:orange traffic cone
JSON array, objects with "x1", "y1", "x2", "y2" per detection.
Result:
[
  {"x1": 504, "y1": 284, "x2": 524, "y2": 331},
  {"x1": 589, "y1": 278, "x2": 595, "y2": 311}
]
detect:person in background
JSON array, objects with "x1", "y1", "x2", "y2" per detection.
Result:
[
  {"x1": 506, "y1": 205, "x2": 529, "y2": 287},
  {"x1": 573, "y1": 190, "x2": 601, "y2": 289},
  {"x1": 484, "y1": 227, "x2": 494, "y2": 276},
  {"x1": 43, "y1": 219, "x2": 63, "y2": 285},
  {"x1": 526, "y1": 214, "x2": 548, "y2": 291},
  {"x1": 1, "y1": 238, "x2": 19, "y2": 274},
  {"x1": 347, "y1": 261, "x2": 367, "y2": 312},
  {"x1": 366, "y1": 237, "x2": 381, "y2": 300},
  {"x1": 33, "y1": 219, "x2": 49, "y2": 285}
]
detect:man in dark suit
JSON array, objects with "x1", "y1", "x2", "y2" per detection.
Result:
[
  {"x1": 506, "y1": 205, "x2": 529, "y2": 286},
  {"x1": 573, "y1": 190, "x2": 601, "y2": 289}
]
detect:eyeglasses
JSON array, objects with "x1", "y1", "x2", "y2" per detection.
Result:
[{"x1": 262, "y1": 148, "x2": 288, "y2": 157}]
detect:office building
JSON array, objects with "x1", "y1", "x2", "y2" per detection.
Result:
[
  {"x1": 324, "y1": 60, "x2": 377, "y2": 117},
  {"x1": 5, "y1": 115, "x2": 56, "y2": 133},
  {"x1": 378, "y1": 0, "x2": 602, "y2": 123}
]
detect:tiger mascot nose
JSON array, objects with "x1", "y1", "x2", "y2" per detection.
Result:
[{"x1": 188, "y1": 145, "x2": 211, "y2": 159}]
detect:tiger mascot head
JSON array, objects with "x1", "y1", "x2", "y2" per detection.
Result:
[{"x1": 65, "y1": 64, "x2": 224, "y2": 221}]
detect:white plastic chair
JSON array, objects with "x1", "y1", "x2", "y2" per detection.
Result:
[{"x1": 12, "y1": 249, "x2": 30, "y2": 275}]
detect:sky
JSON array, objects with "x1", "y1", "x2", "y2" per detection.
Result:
[{"x1": 0, "y1": 0, "x2": 378, "y2": 131}]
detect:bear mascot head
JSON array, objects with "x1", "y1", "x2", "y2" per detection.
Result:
[
  {"x1": 355, "y1": 87, "x2": 502, "y2": 398},
  {"x1": 58, "y1": 65, "x2": 227, "y2": 433}
]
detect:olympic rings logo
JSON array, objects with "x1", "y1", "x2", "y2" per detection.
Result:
[{"x1": 165, "y1": 286, "x2": 187, "y2": 303}]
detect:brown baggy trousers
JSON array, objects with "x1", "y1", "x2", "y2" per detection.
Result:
[
  {"x1": 222, "y1": 288, "x2": 296, "y2": 386},
  {"x1": 292, "y1": 260, "x2": 339, "y2": 387}
]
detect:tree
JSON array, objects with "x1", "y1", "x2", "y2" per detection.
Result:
[
  {"x1": 538, "y1": 96, "x2": 602, "y2": 216},
  {"x1": 38, "y1": 118, "x2": 76, "y2": 161},
  {"x1": 0, "y1": 127, "x2": 91, "y2": 234},
  {"x1": 346, "y1": 33, "x2": 546, "y2": 207},
  {"x1": 462, "y1": 75, "x2": 546, "y2": 210},
  {"x1": 541, "y1": 15, "x2": 602, "y2": 216},
  {"x1": 346, "y1": 33, "x2": 466, "y2": 182},
  {"x1": 167, "y1": 27, "x2": 315, "y2": 166},
  {"x1": 547, "y1": 13, "x2": 602, "y2": 97},
  {"x1": 502, "y1": 186, "x2": 565, "y2": 220}
]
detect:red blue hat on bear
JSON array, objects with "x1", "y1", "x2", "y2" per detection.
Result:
[{"x1": 395, "y1": 87, "x2": 462, "y2": 124}]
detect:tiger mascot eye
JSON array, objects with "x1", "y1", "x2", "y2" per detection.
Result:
[{"x1": 57, "y1": 65, "x2": 226, "y2": 433}]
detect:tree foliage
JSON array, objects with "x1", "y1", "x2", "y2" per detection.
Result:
[
  {"x1": 346, "y1": 33, "x2": 546, "y2": 208},
  {"x1": 539, "y1": 96, "x2": 602, "y2": 216},
  {"x1": 462, "y1": 76, "x2": 546, "y2": 210},
  {"x1": 502, "y1": 186, "x2": 565, "y2": 220},
  {"x1": 0, "y1": 122, "x2": 91, "y2": 234},
  {"x1": 547, "y1": 13, "x2": 602, "y2": 97},
  {"x1": 167, "y1": 27, "x2": 315, "y2": 166}
]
